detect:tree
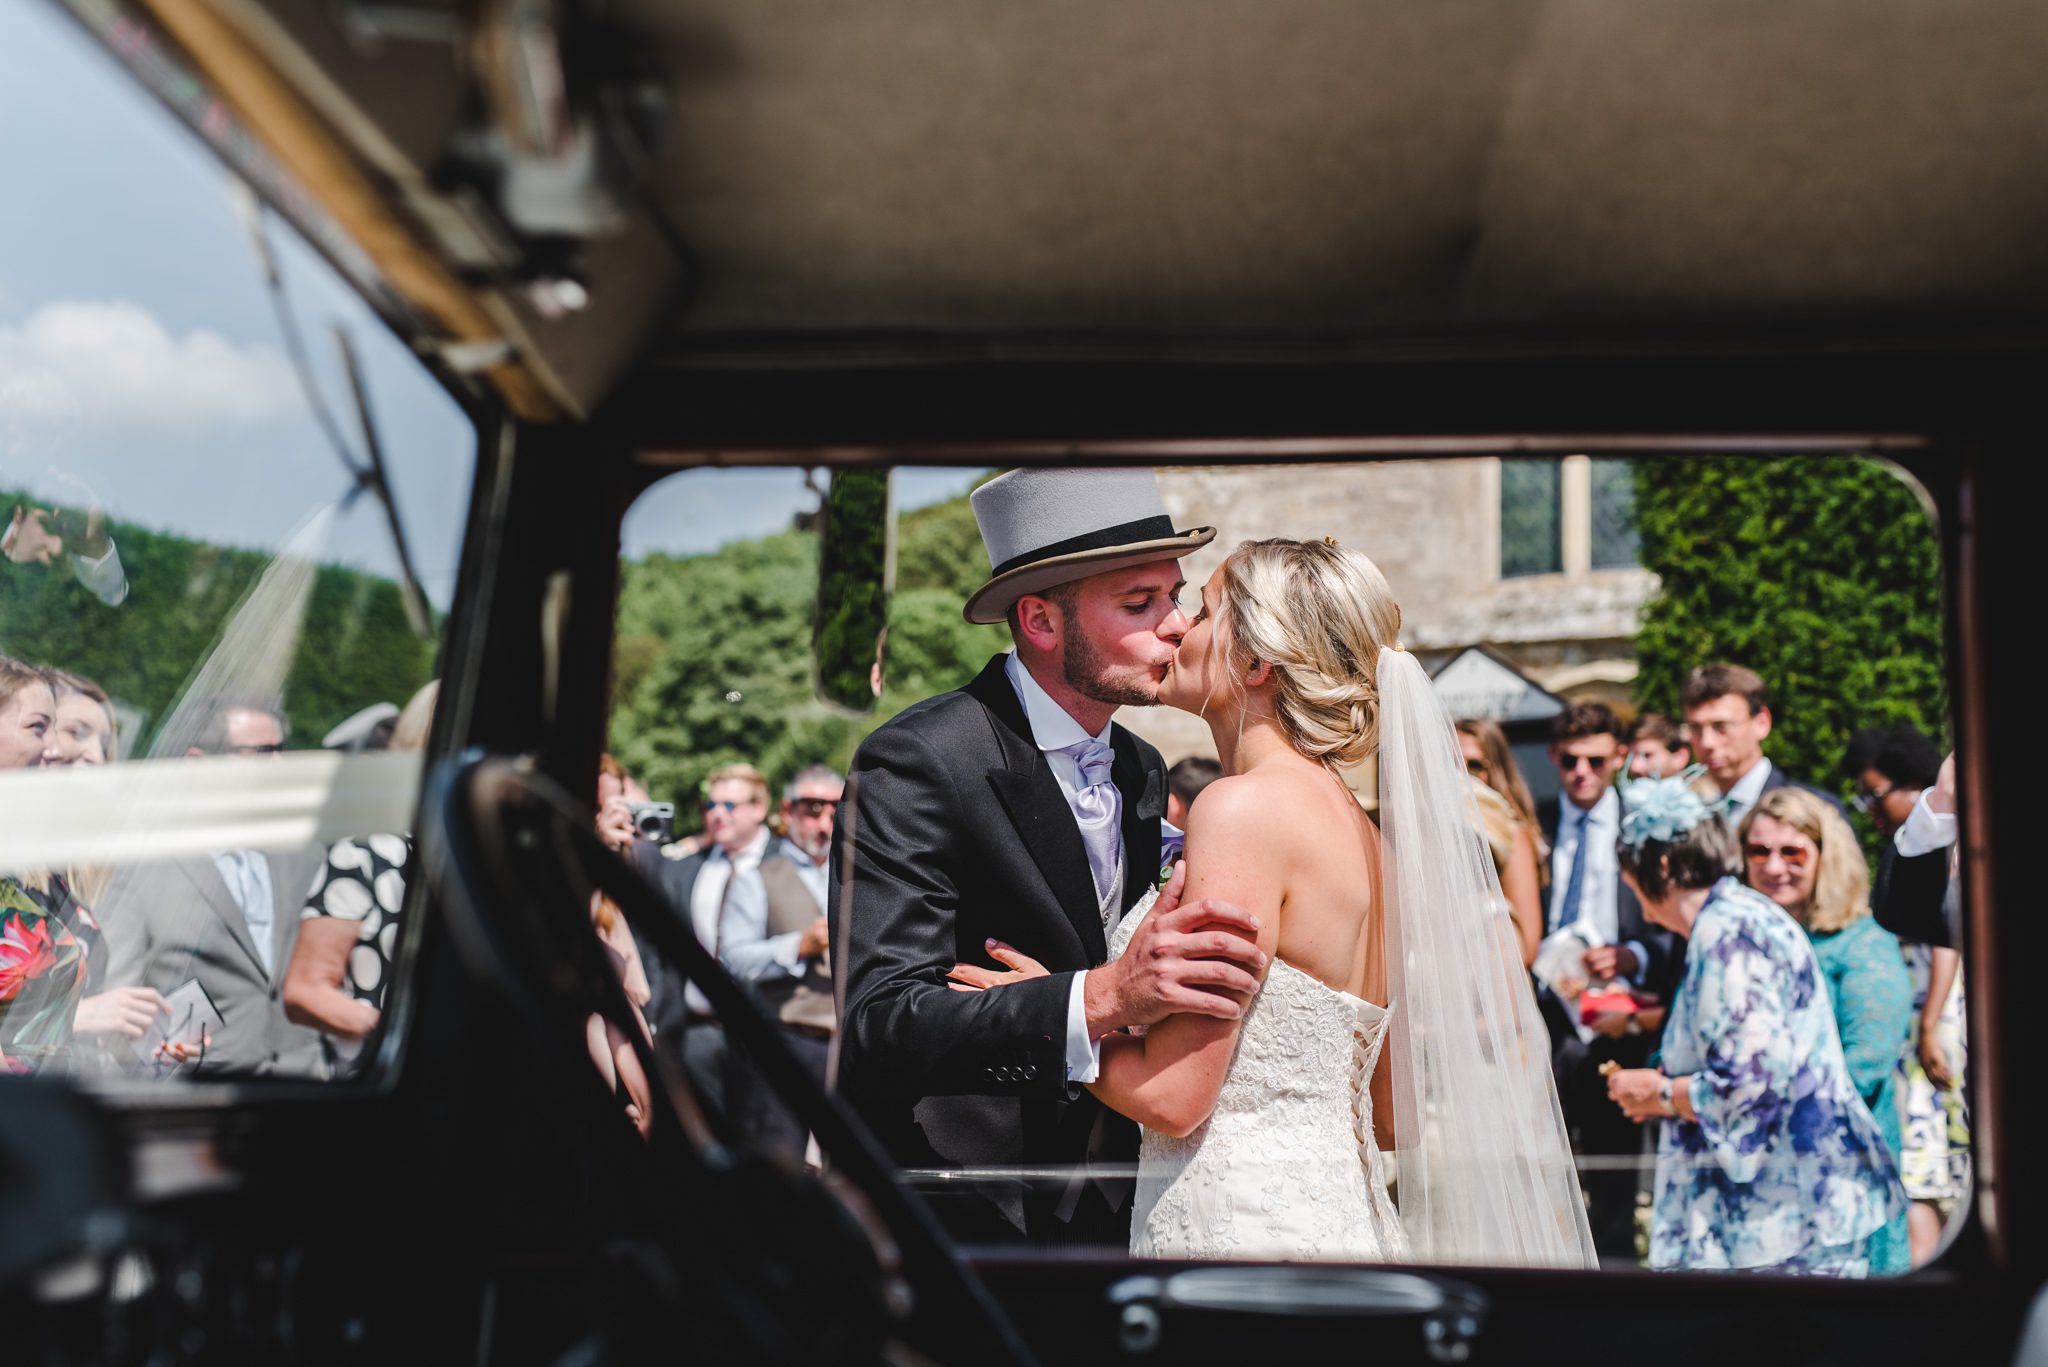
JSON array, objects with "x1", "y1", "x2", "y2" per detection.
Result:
[
  {"x1": 0, "y1": 487, "x2": 435, "y2": 750},
  {"x1": 1630, "y1": 455, "x2": 1947, "y2": 812},
  {"x1": 609, "y1": 491, "x2": 1007, "y2": 817}
]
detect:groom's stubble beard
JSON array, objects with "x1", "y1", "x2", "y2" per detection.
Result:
[{"x1": 1061, "y1": 623, "x2": 1163, "y2": 709}]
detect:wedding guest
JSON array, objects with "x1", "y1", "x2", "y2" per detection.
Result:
[
  {"x1": 283, "y1": 683, "x2": 437, "y2": 1074},
  {"x1": 45, "y1": 668, "x2": 117, "y2": 768},
  {"x1": 1844, "y1": 725, "x2": 1941, "y2": 840},
  {"x1": 648, "y1": 763, "x2": 776, "y2": 1120},
  {"x1": 1899, "y1": 934, "x2": 1968, "y2": 1264},
  {"x1": 1626, "y1": 711, "x2": 1691, "y2": 778},
  {"x1": 1534, "y1": 702, "x2": 1677, "y2": 1261},
  {"x1": 1876, "y1": 751, "x2": 1959, "y2": 948},
  {"x1": 38, "y1": 670, "x2": 173, "y2": 1060},
  {"x1": 738, "y1": 764, "x2": 844, "y2": 1158},
  {"x1": 1165, "y1": 756, "x2": 1222, "y2": 828},
  {"x1": 1741, "y1": 787, "x2": 1914, "y2": 1273},
  {"x1": 1871, "y1": 747, "x2": 1967, "y2": 1261},
  {"x1": 96, "y1": 696, "x2": 325, "y2": 1076},
  {"x1": 1456, "y1": 718, "x2": 1544, "y2": 967},
  {"x1": 1845, "y1": 727, "x2": 1953, "y2": 947},
  {"x1": 0, "y1": 657, "x2": 91, "y2": 1074},
  {"x1": 1608, "y1": 774, "x2": 1904, "y2": 1275},
  {"x1": 1681, "y1": 663, "x2": 1846, "y2": 826},
  {"x1": 590, "y1": 755, "x2": 656, "y2": 1137}
]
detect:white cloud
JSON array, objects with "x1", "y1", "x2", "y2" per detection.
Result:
[{"x1": 1, "y1": 299, "x2": 298, "y2": 452}]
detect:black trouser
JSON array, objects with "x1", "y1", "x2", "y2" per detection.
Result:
[
  {"x1": 734, "y1": 1026, "x2": 831, "y2": 1164},
  {"x1": 1558, "y1": 1032, "x2": 1657, "y2": 1260},
  {"x1": 676, "y1": 1017, "x2": 732, "y2": 1121}
]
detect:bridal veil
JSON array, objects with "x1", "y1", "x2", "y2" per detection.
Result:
[{"x1": 1375, "y1": 646, "x2": 1598, "y2": 1268}]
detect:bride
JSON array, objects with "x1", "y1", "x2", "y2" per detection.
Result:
[{"x1": 953, "y1": 537, "x2": 1596, "y2": 1266}]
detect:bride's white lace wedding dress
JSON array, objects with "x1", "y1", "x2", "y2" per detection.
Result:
[{"x1": 1107, "y1": 889, "x2": 1411, "y2": 1262}]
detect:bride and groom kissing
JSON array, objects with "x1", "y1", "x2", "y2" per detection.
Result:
[{"x1": 834, "y1": 468, "x2": 1595, "y2": 1266}]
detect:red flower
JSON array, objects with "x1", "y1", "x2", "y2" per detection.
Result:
[{"x1": 0, "y1": 913, "x2": 61, "y2": 1002}]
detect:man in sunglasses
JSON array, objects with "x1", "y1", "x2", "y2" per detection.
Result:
[
  {"x1": 96, "y1": 695, "x2": 324, "y2": 1076},
  {"x1": 644, "y1": 763, "x2": 780, "y2": 1117},
  {"x1": 735, "y1": 765, "x2": 846, "y2": 1158},
  {"x1": 1534, "y1": 702, "x2": 1680, "y2": 1262}
]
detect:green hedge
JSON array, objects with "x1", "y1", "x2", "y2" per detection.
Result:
[
  {"x1": 0, "y1": 489, "x2": 436, "y2": 750},
  {"x1": 1629, "y1": 455, "x2": 1947, "y2": 806},
  {"x1": 611, "y1": 492, "x2": 1007, "y2": 817}
]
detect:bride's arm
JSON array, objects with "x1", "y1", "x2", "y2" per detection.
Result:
[{"x1": 1088, "y1": 781, "x2": 1281, "y2": 1137}]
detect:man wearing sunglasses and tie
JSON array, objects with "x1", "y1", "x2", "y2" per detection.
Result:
[
  {"x1": 649, "y1": 763, "x2": 776, "y2": 1120},
  {"x1": 1534, "y1": 702, "x2": 1682, "y2": 1263}
]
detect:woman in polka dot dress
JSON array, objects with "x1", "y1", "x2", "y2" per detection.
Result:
[{"x1": 281, "y1": 685, "x2": 435, "y2": 1073}]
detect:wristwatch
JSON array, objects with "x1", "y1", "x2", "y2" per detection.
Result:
[
  {"x1": 1657, "y1": 1075, "x2": 1675, "y2": 1114},
  {"x1": 1624, "y1": 1015, "x2": 1644, "y2": 1037}
]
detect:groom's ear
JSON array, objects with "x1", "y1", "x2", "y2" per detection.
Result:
[{"x1": 1012, "y1": 593, "x2": 1063, "y2": 653}]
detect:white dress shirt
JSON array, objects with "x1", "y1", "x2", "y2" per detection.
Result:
[
  {"x1": 1546, "y1": 788, "x2": 1648, "y2": 985},
  {"x1": 1895, "y1": 789, "x2": 1958, "y2": 858},
  {"x1": 210, "y1": 849, "x2": 277, "y2": 979},
  {"x1": 1004, "y1": 652, "x2": 1122, "y2": 1086},
  {"x1": 1722, "y1": 756, "x2": 1776, "y2": 828},
  {"x1": 685, "y1": 827, "x2": 776, "y2": 1017}
]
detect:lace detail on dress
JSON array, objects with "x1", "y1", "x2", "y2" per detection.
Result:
[{"x1": 1108, "y1": 891, "x2": 1411, "y2": 1262}]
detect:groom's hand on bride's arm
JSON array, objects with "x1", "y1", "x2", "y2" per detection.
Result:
[{"x1": 1082, "y1": 861, "x2": 1266, "y2": 1037}]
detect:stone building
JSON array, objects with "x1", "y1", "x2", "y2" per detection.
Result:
[{"x1": 1116, "y1": 458, "x2": 1655, "y2": 802}]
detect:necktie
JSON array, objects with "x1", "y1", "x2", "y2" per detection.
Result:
[
  {"x1": 1058, "y1": 737, "x2": 1121, "y2": 903},
  {"x1": 1555, "y1": 809, "x2": 1588, "y2": 931}
]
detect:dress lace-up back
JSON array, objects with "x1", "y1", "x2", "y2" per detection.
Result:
[{"x1": 1108, "y1": 891, "x2": 1411, "y2": 1261}]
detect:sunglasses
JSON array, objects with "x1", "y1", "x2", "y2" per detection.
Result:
[
  {"x1": 790, "y1": 797, "x2": 840, "y2": 816},
  {"x1": 1559, "y1": 753, "x2": 1612, "y2": 773},
  {"x1": 703, "y1": 798, "x2": 759, "y2": 813},
  {"x1": 229, "y1": 742, "x2": 285, "y2": 756},
  {"x1": 1744, "y1": 843, "x2": 1812, "y2": 867},
  {"x1": 1850, "y1": 781, "x2": 1896, "y2": 815}
]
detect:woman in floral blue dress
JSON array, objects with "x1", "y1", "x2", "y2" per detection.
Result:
[
  {"x1": 1740, "y1": 787, "x2": 1914, "y2": 1274},
  {"x1": 1605, "y1": 773, "x2": 1905, "y2": 1275}
]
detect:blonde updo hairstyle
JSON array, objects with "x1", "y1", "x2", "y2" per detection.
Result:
[{"x1": 1208, "y1": 539, "x2": 1403, "y2": 768}]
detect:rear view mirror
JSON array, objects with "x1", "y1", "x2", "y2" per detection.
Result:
[{"x1": 812, "y1": 470, "x2": 895, "y2": 714}]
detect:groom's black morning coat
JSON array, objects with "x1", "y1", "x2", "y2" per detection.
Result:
[{"x1": 833, "y1": 654, "x2": 1164, "y2": 1237}]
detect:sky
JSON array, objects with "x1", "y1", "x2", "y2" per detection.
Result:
[{"x1": 0, "y1": 2, "x2": 983, "y2": 608}]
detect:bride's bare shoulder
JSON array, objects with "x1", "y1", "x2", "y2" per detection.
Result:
[{"x1": 1183, "y1": 765, "x2": 1350, "y2": 850}]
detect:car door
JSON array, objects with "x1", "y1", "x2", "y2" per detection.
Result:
[{"x1": 9, "y1": 1, "x2": 2046, "y2": 1363}]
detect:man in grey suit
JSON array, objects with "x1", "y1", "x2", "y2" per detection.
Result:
[{"x1": 96, "y1": 698, "x2": 325, "y2": 1077}]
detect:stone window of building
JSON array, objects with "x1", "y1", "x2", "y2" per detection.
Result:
[
  {"x1": 1589, "y1": 457, "x2": 1640, "y2": 569},
  {"x1": 1497, "y1": 455, "x2": 1640, "y2": 578},
  {"x1": 1499, "y1": 458, "x2": 1563, "y2": 577}
]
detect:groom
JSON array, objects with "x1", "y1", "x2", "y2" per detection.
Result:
[{"x1": 834, "y1": 468, "x2": 1266, "y2": 1245}]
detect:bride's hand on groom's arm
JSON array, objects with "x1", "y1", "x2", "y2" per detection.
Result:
[{"x1": 1082, "y1": 860, "x2": 1267, "y2": 1037}]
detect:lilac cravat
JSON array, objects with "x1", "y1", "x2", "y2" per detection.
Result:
[{"x1": 1058, "y1": 737, "x2": 1121, "y2": 903}]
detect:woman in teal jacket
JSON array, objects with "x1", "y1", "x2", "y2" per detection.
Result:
[{"x1": 1742, "y1": 786, "x2": 1914, "y2": 1274}]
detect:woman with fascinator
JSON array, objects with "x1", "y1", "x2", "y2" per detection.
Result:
[
  {"x1": 1606, "y1": 771, "x2": 1907, "y2": 1275},
  {"x1": 953, "y1": 538, "x2": 1595, "y2": 1265}
]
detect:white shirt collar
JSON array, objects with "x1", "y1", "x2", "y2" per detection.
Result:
[
  {"x1": 779, "y1": 835, "x2": 827, "y2": 869},
  {"x1": 711, "y1": 826, "x2": 771, "y2": 867},
  {"x1": 1563, "y1": 784, "x2": 1619, "y2": 832},
  {"x1": 1727, "y1": 756, "x2": 1775, "y2": 811},
  {"x1": 1005, "y1": 650, "x2": 1113, "y2": 752}
]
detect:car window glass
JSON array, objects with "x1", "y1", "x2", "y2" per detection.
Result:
[{"x1": 0, "y1": 2, "x2": 472, "y2": 1088}]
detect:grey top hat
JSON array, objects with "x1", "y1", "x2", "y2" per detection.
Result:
[{"x1": 963, "y1": 468, "x2": 1216, "y2": 624}]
